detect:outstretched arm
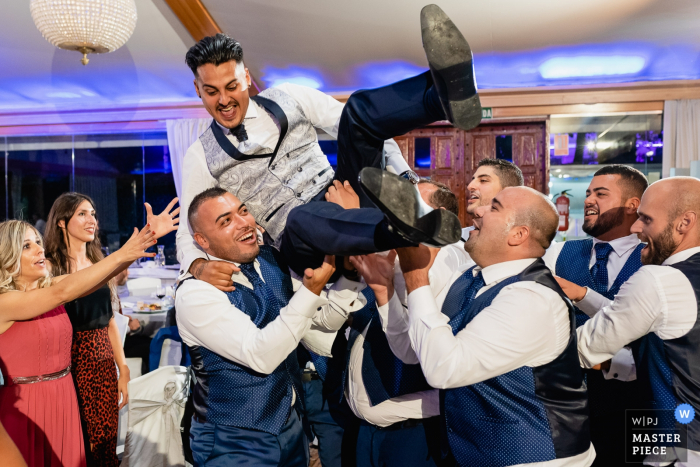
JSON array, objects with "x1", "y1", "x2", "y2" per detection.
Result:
[
  {"x1": 0, "y1": 226, "x2": 156, "y2": 328},
  {"x1": 176, "y1": 256, "x2": 336, "y2": 374}
]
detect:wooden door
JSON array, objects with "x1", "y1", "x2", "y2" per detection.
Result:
[{"x1": 395, "y1": 120, "x2": 549, "y2": 227}]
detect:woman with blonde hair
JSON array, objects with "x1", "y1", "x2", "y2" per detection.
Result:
[
  {"x1": 42, "y1": 193, "x2": 179, "y2": 466},
  {"x1": 0, "y1": 219, "x2": 158, "y2": 467}
]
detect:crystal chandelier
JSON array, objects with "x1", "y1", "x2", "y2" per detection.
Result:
[{"x1": 30, "y1": 0, "x2": 138, "y2": 65}]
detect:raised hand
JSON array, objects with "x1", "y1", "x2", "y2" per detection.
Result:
[
  {"x1": 325, "y1": 180, "x2": 360, "y2": 209},
  {"x1": 349, "y1": 251, "x2": 397, "y2": 306},
  {"x1": 303, "y1": 255, "x2": 336, "y2": 295},
  {"x1": 555, "y1": 276, "x2": 587, "y2": 302},
  {"x1": 145, "y1": 197, "x2": 180, "y2": 239},
  {"x1": 190, "y1": 259, "x2": 240, "y2": 292},
  {"x1": 397, "y1": 245, "x2": 438, "y2": 294},
  {"x1": 117, "y1": 225, "x2": 157, "y2": 263}
]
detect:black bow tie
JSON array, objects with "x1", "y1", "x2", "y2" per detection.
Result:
[{"x1": 230, "y1": 123, "x2": 248, "y2": 143}]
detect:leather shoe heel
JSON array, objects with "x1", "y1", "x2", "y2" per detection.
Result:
[
  {"x1": 421, "y1": 4, "x2": 482, "y2": 131},
  {"x1": 359, "y1": 167, "x2": 461, "y2": 246}
]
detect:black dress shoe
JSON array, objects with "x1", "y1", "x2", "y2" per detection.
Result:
[
  {"x1": 421, "y1": 4, "x2": 482, "y2": 131},
  {"x1": 359, "y1": 168, "x2": 462, "y2": 247}
]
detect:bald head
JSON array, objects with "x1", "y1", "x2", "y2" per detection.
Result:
[
  {"x1": 632, "y1": 176, "x2": 700, "y2": 265},
  {"x1": 467, "y1": 186, "x2": 559, "y2": 267},
  {"x1": 652, "y1": 177, "x2": 700, "y2": 224},
  {"x1": 506, "y1": 187, "x2": 560, "y2": 251}
]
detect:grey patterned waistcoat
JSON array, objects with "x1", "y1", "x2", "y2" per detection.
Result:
[{"x1": 199, "y1": 88, "x2": 335, "y2": 243}]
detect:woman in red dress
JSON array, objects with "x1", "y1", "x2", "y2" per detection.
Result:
[{"x1": 0, "y1": 220, "x2": 160, "y2": 467}]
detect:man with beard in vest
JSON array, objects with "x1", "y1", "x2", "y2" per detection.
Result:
[
  {"x1": 543, "y1": 164, "x2": 649, "y2": 466},
  {"x1": 574, "y1": 177, "x2": 700, "y2": 466}
]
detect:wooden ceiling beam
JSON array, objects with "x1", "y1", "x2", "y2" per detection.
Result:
[{"x1": 163, "y1": 0, "x2": 262, "y2": 94}]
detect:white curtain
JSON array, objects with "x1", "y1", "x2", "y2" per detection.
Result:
[
  {"x1": 662, "y1": 99, "x2": 700, "y2": 178},
  {"x1": 166, "y1": 118, "x2": 212, "y2": 198}
]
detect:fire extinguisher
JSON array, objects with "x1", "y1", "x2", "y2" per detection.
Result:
[{"x1": 555, "y1": 190, "x2": 573, "y2": 232}]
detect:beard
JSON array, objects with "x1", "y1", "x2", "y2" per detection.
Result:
[
  {"x1": 639, "y1": 223, "x2": 678, "y2": 265},
  {"x1": 582, "y1": 207, "x2": 626, "y2": 238}
]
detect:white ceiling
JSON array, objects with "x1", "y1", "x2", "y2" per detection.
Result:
[
  {"x1": 1, "y1": 0, "x2": 700, "y2": 113},
  {"x1": 204, "y1": 0, "x2": 700, "y2": 91},
  {"x1": 0, "y1": 0, "x2": 197, "y2": 112}
]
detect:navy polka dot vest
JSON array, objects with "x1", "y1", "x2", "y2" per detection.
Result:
[
  {"x1": 187, "y1": 246, "x2": 303, "y2": 435},
  {"x1": 441, "y1": 259, "x2": 590, "y2": 467},
  {"x1": 634, "y1": 253, "x2": 700, "y2": 449},
  {"x1": 555, "y1": 239, "x2": 648, "y2": 419}
]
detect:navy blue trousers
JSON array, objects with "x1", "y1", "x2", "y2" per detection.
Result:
[
  {"x1": 280, "y1": 72, "x2": 446, "y2": 274},
  {"x1": 304, "y1": 379, "x2": 345, "y2": 467},
  {"x1": 190, "y1": 410, "x2": 308, "y2": 467},
  {"x1": 356, "y1": 418, "x2": 447, "y2": 467}
]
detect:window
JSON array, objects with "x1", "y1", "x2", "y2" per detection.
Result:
[
  {"x1": 548, "y1": 112, "x2": 663, "y2": 240},
  {"x1": 3, "y1": 132, "x2": 177, "y2": 263}
]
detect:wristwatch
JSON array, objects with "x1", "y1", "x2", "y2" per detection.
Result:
[{"x1": 399, "y1": 170, "x2": 420, "y2": 185}]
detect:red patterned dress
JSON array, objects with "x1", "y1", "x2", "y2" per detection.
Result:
[
  {"x1": 64, "y1": 284, "x2": 119, "y2": 467},
  {"x1": 0, "y1": 305, "x2": 87, "y2": 467}
]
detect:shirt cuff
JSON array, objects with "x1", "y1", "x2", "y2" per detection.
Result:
[
  {"x1": 178, "y1": 249, "x2": 208, "y2": 281},
  {"x1": 327, "y1": 276, "x2": 366, "y2": 316},
  {"x1": 603, "y1": 347, "x2": 637, "y2": 381},
  {"x1": 575, "y1": 287, "x2": 611, "y2": 318},
  {"x1": 407, "y1": 285, "x2": 450, "y2": 331},
  {"x1": 287, "y1": 285, "x2": 329, "y2": 319}
]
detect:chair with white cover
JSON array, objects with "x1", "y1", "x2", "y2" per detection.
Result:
[
  {"x1": 121, "y1": 365, "x2": 189, "y2": 467},
  {"x1": 126, "y1": 277, "x2": 162, "y2": 297}
]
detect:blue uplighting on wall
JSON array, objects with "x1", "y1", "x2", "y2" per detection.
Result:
[
  {"x1": 353, "y1": 61, "x2": 428, "y2": 89},
  {"x1": 261, "y1": 41, "x2": 700, "y2": 94},
  {"x1": 260, "y1": 65, "x2": 324, "y2": 89},
  {"x1": 470, "y1": 42, "x2": 698, "y2": 88},
  {"x1": 539, "y1": 55, "x2": 646, "y2": 79}
]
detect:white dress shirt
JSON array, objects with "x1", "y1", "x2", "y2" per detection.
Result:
[
  {"x1": 345, "y1": 245, "x2": 474, "y2": 427},
  {"x1": 543, "y1": 234, "x2": 642, "y2": 381},
  {"x1": 577, "y1": 246, "x2": 700, "y2": 467},
  {"x1": 176, "y1": 255, "x2": 362, "y2": 376},
  {"x1": 407, "y1": 257, "x2": 595, "y2": 467},
  {"x1": 175, "y1": 83, "x2": 409, "y2": 279}
]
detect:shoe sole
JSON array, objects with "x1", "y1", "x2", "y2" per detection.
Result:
[
  {"x1": 359, "y1": 168, "x2": 462, "y2": 246},
  {"x1": 421, "y1": 4, "x2": 482, "y2": 131}
]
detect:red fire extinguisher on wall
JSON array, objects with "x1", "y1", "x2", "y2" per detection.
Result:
[{"x1": 555, "y1": 190, "x2": 572, "y2": 232}]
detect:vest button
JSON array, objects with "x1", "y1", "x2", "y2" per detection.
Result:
[
  {"x1": 297, "y1": 167, "x2": 302, "y2": 172},
  {"x1": 296, "y1": 193, "x2": 301, "y2": 198},
  {"x1": 312, "y1": 180, "x2": 317, "y2": 184},
  {"x1": 270, "y1": 164, "x2": 276, "y2": 170}
]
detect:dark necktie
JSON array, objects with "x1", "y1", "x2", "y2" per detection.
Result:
[
  {"x1": 239, "y1": 261, "x2": 279, "y2": 327},
  {"x1": 442, "y1": 270, "x2": 486, "y2": 333},
  {"x1": 230, "y1": 123, "x2": 248, "y2": 143},
  {"x1": 590, "y1": 243, "x2": 614, "y2": 294}
]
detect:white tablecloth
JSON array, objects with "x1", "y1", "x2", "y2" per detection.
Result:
[
  {"x1": 127, "y1": 266, "x2": 179, "y2": 280},
  {"x1": 121, "y1": 295, "x2": 173, "y2": 337}
]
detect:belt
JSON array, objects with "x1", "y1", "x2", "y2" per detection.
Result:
[
  {"x1": 11, "y1": 364, "x2": 71, "y2": 385},
  {"x1": 301, "y1": 370, "x2": 321, "y2": 382},
  {"x1": 363, "y1": 417, "x2": 429, "y2": 431}
]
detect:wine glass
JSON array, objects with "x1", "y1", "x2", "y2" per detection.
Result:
[{"x1": 156, "y1": 285, "x2": 166, "y2": 304}]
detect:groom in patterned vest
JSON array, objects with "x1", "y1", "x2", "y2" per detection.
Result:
[
  {"x1": 176, "y1": 5, "x2": 481, "y2": 287},
  {"x1": 544, "y1": 164, "x2": 649, "y2": 466}
]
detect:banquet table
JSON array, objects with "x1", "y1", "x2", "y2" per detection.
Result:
[{"x1": 120, "y1": 296, "x2": 174, "y2": 338}]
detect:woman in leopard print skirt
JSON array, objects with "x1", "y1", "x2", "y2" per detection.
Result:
[{"x1": 44, "y1": 193, "x2": 179, "y2": 465}]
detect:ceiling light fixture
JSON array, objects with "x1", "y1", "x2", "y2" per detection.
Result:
[{"x1": 30, "y1": 0, "x2": 137, "y2": 65}]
